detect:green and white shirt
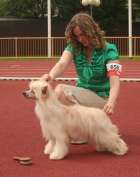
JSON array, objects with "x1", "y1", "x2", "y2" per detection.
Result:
[{"x1": 65, "y1": 42, "x2": 119, "y2": 98}]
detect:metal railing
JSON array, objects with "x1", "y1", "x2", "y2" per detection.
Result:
[{"x1": 0, "y1": 36, "x2": 140, "y2": 59}]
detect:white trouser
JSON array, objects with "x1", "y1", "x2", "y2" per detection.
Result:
[{"x1": 55, "y1": 84, "x2": 107, "y2": 108}]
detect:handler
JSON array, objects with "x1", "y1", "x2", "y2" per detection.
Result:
[{"x1": 41, "y1": 12, "x2": 122, "y2": 117}]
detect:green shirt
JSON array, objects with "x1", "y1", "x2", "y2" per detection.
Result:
[{"x1": 65, "y1": 42, "x2": 119, "y2": 98}]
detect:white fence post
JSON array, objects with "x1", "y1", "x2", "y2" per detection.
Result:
[
  {"x1": 128, "y1": 0, "x2": 133, "y2": 58},
  {"x1": 47, "y1": 0, "x2": 51, "y2": 58},
  {"x1": 15, "y1": 37, "x2": 18, "y2": 59}
]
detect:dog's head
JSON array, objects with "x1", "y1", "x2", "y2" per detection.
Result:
[{"x1": 23, "y1": 79, "x2": 50, "y2": 100}]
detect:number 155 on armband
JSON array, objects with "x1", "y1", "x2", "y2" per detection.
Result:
[{"x1": 106, "y1": 63, "x2": 122, "y2": 77}]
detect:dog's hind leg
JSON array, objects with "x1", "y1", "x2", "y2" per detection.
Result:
[
  {"x1": 96, "y1": 143, "x2": 108, "y2": 152},
  {"x1": 44, "y1": 140, "x2": 55, "y2": 155},
  {"x1": 108, "y1": 138, "x2": 128, "y2": 156},
  {"x1": 97, "y1": 133, "x2": 128, "y2": 156}
]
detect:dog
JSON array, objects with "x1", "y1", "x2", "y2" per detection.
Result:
[{"x1": 23, "y1": 79, "x2": 128, "y2": 160}]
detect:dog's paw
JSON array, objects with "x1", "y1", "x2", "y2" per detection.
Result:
[
  {"x1": 44, "y1": 147, "x2": 51, "y2": 155},
  {"x1": 112, "y1": 139, "x2": 128, "y2": 156},
  {"x1": 44, "y1": 142, "x2": 54, "y2": 155},
  {"x1": 49, "y1": 152, "x2": 65, "y2": 160}
]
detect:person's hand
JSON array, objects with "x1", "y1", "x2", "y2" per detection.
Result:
[
  {"x1": 40, "y1": 74, "x2": 52, "y2": 82},
  {"x1": 103, "y1": 100, "x2": 115, "y2": 115}
]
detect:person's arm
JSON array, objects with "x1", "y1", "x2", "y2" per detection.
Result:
[
  {"x1": 103, "y1": 76, "x2": 120, "y2": 115},
  {"x1": 41, "y1": 50, "x2": 73, "y2": 81},
  {"x1": 103, "y1": 60, "x2": 121, "y2": 115}
]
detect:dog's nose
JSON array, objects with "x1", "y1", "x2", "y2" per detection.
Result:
[{"x1": 22, "y1": 92, "x2": 27, "y2": 97}]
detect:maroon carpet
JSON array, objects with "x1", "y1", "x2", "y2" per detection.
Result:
[{"x1": 0, "y1": 80, "x2": 140, "y2": 177}]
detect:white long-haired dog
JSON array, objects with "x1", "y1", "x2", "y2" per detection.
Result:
[{"x1": 23, "y1": 79, "x2": 128, "y2": 160}]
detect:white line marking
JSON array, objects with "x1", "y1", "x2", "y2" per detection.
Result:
[{"x1": 0, "y1": 77, "x2": 140, "y2": 82}]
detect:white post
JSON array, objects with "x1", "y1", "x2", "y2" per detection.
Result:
[
  {"x1": 47, "y1": 0, "x2": 51, "y2": 58},
  {"x1": 128, "y1": 0, "x2": 132, "y2": 58}
]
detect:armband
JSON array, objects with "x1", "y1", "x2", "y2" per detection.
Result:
[{"x1": 106, "y1": 63, "x2": 122, "y2": 77}]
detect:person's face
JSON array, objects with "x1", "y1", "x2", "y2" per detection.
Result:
[{"x1": 73, "y1": 26, "x2": 91, "y2": 47}]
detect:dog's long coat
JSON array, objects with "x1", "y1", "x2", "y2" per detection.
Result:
[{"x1": 23, "y1": 80, "x2": 128, "y2": 160}]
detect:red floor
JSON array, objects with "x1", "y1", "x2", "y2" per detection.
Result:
[
  {"x1": 0, "y1": 80, "x2": 140, "y2": 177},
  {"x1": 0, "y1": 59, "x2": 140, "y2": 78}
]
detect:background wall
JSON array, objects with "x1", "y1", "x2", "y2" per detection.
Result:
[{"x1": 0, "y1": 18, "x2": 139, "y2": 37}]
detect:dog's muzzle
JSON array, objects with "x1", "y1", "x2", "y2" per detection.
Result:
[
  {"x1": 23, "y1": 91, "x2": 27, "y2": 97},
  {"x1": 22, "y1": 90, "x2": 36, "y2": 99}
]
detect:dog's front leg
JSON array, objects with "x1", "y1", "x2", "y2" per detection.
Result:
[
  {"x1": 49, "y1": 137, "x2": 69, "y2": 160},
  {"x1": 44, "y1": 140, "x2": 55, "y2": 155}
]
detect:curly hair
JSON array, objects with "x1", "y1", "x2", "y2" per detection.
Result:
[{"x1": 65, "y1": 13, "x2": 105, "y2": 51}]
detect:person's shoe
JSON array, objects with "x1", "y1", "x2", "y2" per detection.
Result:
[{"x1": 71, "y1": 140, "x2": 88, "y2": 145}]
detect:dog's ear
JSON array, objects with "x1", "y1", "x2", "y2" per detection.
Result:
[
  {"x1": 42, "y1": 85, "x2": 48, "y2": 95},
  {"x1": 30, "y1": 79, "x2": 39, "y2": 86}
]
